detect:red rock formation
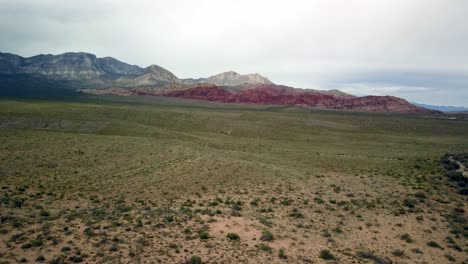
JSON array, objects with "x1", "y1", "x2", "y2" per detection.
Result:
[{"x1": 158, "y1": 84, "x2": 439, "y2": 114}]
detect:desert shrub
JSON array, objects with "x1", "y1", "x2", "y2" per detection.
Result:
[
  {"x1": 208, "y1": 201, "x2": 218, "y2": 207},
  {"x1": 226, "y1": 233, "x2": 240, "y2": 241},
  {"x1": 414, "y1": 191, "x2": 426, "y2": 199},
  {"x1": 332, "y1": 226, "x2": 343, "y2": 234},
  {"x1": 61, "y1": 246, "x2": 71, "y2": 252},
  {"x1": 403, "y1": 198, "x2": 416, "y2": 208},
  {"x1": 109, "y1": 244, "x2": 119, "y2": 252},
  {"x1": 231, "y1": 203, "x2": 242, "y2": 212},
  {"x1": 392, "y1": 249, "x2": 405, "y2": 257},
  {"x1": 250, "y1": 198, "x2": 260, "y2": 206},
  {"x1": 258, "y1": 244, "x2": 273, "y2": 253},
  {"x1": 169, "y1": 243, "x2": 178, "y2": 249},
  {"x1": 258, "y1": 216, "x2": 273, "y2": 227},
  {"x1": 280, "y1": 198, "x2": 293, "y2": 205},
  {"x1": 260, "y1": 230, "x2": 274, "y2": 241},
  {"x1": 70, "y1": 255, "x2": 83, "y2": 263},
  {"x1": 445, "y1": 254, "x2": 456, "y2": 262},
  {"x1": 356, "y1": 251, "x2": 390, "y2": 264},
  {"x1": 313, "y1": 197, "x2": 324, "y2": 204},
  {"x1": 21, "y1": 243, "x2": 32, "y2": 249},
  {"x1": 30, "y1": 238, "x2": 43, "y2": 247},
  {"x1": 12, "y1": 198, "x2": 25, "y2": 208},
  {"x1": 427, "y1": 241, "x2": 442, "y2": 248},
  {"x1": 278, "y1": 248, "x2": 287, "y2": 259},
  {"x1": 319, "y1": 249, "x2": 334, "y2": 260},
  {"x1": 443, "y1": 162, "x2": 459, "y2": 171},
  {"x1": 39, "y1": 209, "x2": 50, "y2": 217},
  {"x1": 322, "y1": 229, "x2": 331, "y2": 238},
  {"x1": 400, "y1": 233, "x2": 413, "y2": 243},
  {"x1": 446, "y1": 170, "x2": 466, "y2": 181},
  {"x1": 83, "y1": 227, "x2": 95, "y2": 237},
  {"x1": 189, "y1": 256, "x2": 202, "y2": 264},
  {"x1": 49, "y1": 256, "x2": 66, "y2": 264},
  {"x1": 164, "y1": 215, "x2": 174, "y2": 222},
  {"x1": 289, "y1": 208, "x2": 304, "y2": 218},
  {"x1": 198, "y1": 230, "x2": 209, "y2": 240}
]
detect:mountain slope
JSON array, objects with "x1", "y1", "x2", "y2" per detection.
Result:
[
  {"x1": 186, "y1": 71, "x2": 272, "y2": 86},
  {"x1": 412, "y1": 102, "x2": 468, "y2": 112},
  {"x1": 0, "y1": 52, "x2": 180, "y2": 88},
  {"x1": 0, "y1": 52, "x2": 145, "y2": 79},
  {"x1": 157, "y1": 84, "x2": 438, "y2": 113}
]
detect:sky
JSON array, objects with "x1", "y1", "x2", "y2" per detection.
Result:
[{"x1": 1, "y1": 0, "x2": 467, "y2": 106}]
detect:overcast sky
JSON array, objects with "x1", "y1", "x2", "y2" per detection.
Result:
[{"x1": 1, "y1": 0, "x2": 467, "y2": 106}]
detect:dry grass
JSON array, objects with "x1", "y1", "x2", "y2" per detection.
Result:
[{"x1": 0, "y1": 97, "x2": 467, "y2": 263}]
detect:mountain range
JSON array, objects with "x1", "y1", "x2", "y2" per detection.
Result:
[
  {"x1": 412, "y1": 103, "x2": 468, "y2": 113},
  {"x1": 0, "y1": 52, "x2": 440, "y2": 113}
]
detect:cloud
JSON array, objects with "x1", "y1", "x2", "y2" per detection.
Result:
[{"x1": 0, "y1": 0, "x2": 467, "y2": 106}]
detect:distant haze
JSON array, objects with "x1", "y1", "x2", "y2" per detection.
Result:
[{"x1": 0, "y1": 0, "x2": 467, "y2": 106}]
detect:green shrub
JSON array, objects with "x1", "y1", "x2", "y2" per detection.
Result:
[
  {"x1": 198, "y1": 231, "x2": 209, "y2": 240},
  {"x1": 392, "y1": 249, "x2": 405, "y2": 257},
  {"x1": 289, "y1": 208, "x2": 304, "y2": 218},
  {"x1": 356, "y1": 251, "x2": 388, "y2": 263},
  {"x1": 30, "y1": 238, "x2": 43, "y2": 247},
  {"x1": 319, "y1": 249, "x2": 334, "y2": 260},
  {"x1": 403, "y1": 199, "x2": 416, "y2": 208},
  {"x1": 83, "y1": 227, "x2": 95, "y2": 237},
  {"x1": 39, "y1": 209, "x2": 50, "y2": 217},
  {"x1": 258, "y1": 244, "x2": 273, "y2": 253},
  {"x1": 226, "y1": 233, "x2": 240, "y2": 241},
  {"x1": 427, "y1": 241, "x2": 442, "y2": 248},
  {"x1": 400, "y1": 233, "x2": 413, "y2": 243},
  {"x1": 278, "y1": 248, "x2": 287, "y2": 259},
  {"x1": 260, "y1": 230, "x2": 274, "y2": 241},
  {"x1": 445, "y1": 254, "x2": 456, "y2": 262},
  {"x1": 189, "y1": 256, "x2": 202, "y2": 264}
]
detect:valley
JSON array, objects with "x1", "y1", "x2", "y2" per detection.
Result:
[{"x1": 0, "y1": 96, "x2": 466, "y2": 263}]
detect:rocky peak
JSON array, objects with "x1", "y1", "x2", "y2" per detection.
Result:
[{"x1": 203, "y1": 71, "x2": 272, "y2": 86}]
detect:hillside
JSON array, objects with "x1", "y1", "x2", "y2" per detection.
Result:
[{"x1": 104, "y1": 83, "x2": 437, "y2": 113}]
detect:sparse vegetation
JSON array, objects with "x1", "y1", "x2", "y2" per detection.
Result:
[
  {"x1": 0, "y1": 98, "x2": 466, "y2": 263},
  {"x1": 260, "y1": 230, "x2": 274, "y2": 241},
  {"x1": 189, "y1": 256, "x2": 202, "y2": 264},
  {"x1": 427, "y1": 241, "x2": 442, "y2": 248},
  {"x1": 400, "y1": 233, "x2": 413, "y2": 243},
  {"x1": 226, "y1": 233, "x2": 240, "y2": 241},
  {"x1": 319, "y1": 249, "x2": 334, "y2": 260}
]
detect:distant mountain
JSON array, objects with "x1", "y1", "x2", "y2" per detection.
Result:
[
  {"x1": 86, "y1": 83, "x2": 437, "y2": 113},
  {"x1": 412, "y1": 103, "x2": 468, "y2": 113},
  {"x1": 160, "y1": 84, "x2": 438, "y2": 113},
  {"x1": 0, "y1": 52, "x2": 182, "y2": 91},
  {"x1": 0, "y1": 51, "x2": 439, "y2": 113},
  {"x1": 0, "y1": 52, "x2": 145, "y2": 79},
  {"x1": 186, "y1": 71, "x2": 272, "y2": 86},
  {"x1": 114, "y1": 64, "x2": 181, "y2": 87}
]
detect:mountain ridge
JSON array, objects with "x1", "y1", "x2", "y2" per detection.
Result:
[
  {"x1": 0, "y1": 51, "x2": 439, "y2": 113},
  {"x1": 412, "y1": 102, "x2": 468, "y2": 112}
]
